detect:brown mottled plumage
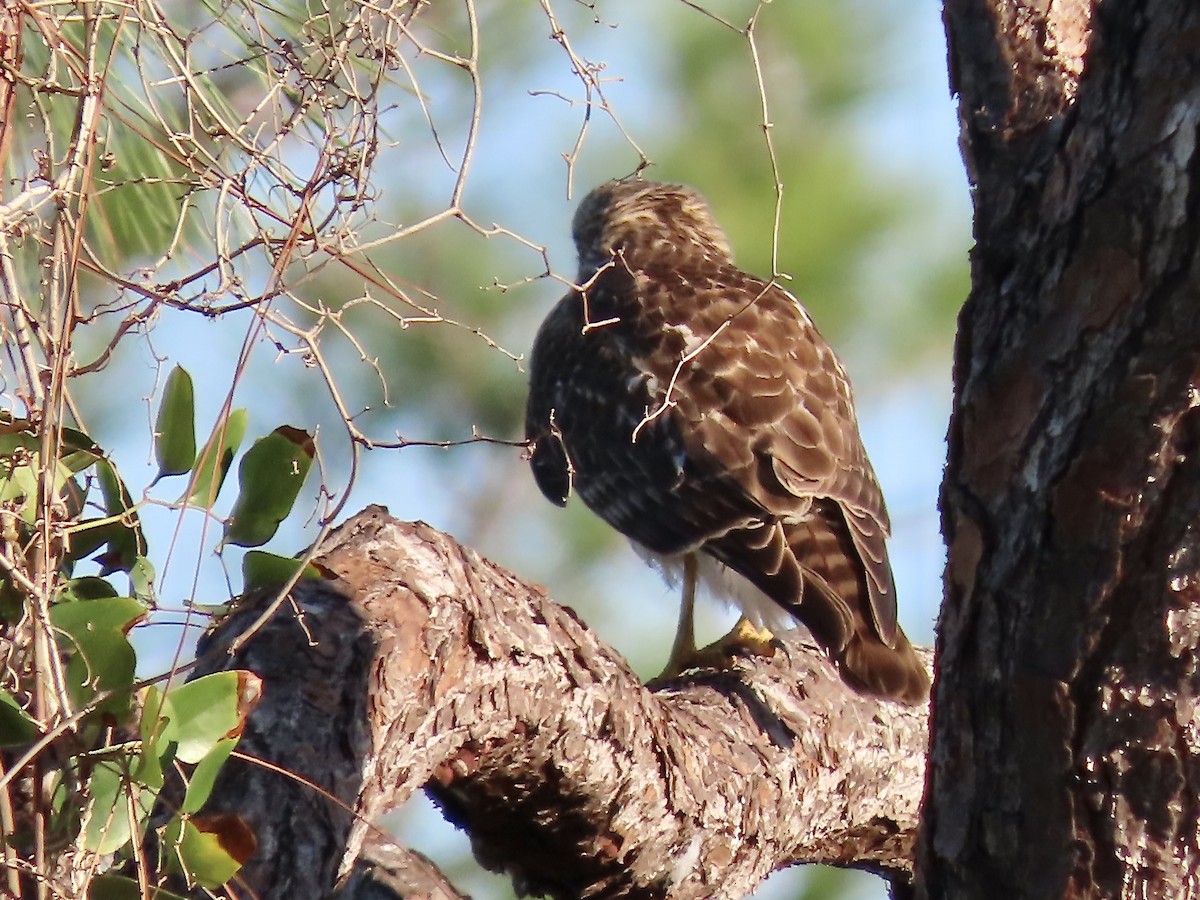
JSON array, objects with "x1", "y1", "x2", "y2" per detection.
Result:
[{"x1": 525, "y1": 179, "x2": 929, "y2": 703}]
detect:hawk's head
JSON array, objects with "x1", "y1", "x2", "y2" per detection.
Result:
[{"x1": 571, "y1": 179, "x2": 733, "y2": 280}]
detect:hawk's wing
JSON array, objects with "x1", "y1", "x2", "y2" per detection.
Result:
[{"x1": 626, "y1": 259, "x2": 899, "y2": 648}]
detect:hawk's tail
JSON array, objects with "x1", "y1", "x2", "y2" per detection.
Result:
[
  {"x1": 709, "y1": 514, "x2": 930, "y2": 704},
  {"x1": 839, "y1": 623, "x2": 930, "y2": 705}
]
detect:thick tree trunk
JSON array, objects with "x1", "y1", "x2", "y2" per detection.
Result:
[
  {"x1": 927, "y1": 1, "x2": 1200, "y2": 897},
  {"x1": 191, "y1": 509, "x2": 929, "y2": 899}
]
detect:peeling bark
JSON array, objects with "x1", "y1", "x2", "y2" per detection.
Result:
[
  {"x1": 928, "y1": 1, "x2": 1200, "y2": 897},
  {"x1": 193, "y1": 508, "x2": 929, "y2": 899}
]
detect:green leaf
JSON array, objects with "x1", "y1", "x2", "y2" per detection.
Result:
[
  {"x1": 223, "y1": 426, "x2": 315, "y2": 547},
  {"x1": 139, "y1": 684, "x2": 167, "y2": 753},
  {"x1": 153, "y1": 366, "x2": 196, "y2": 481},
  {"x1": 89, "y1": 874, "x2": 190, "y2": 900},
  {"x1": 157, "y1": 671, "x2": 258, "y2": 765},
  {"x1": 0, "y1": 416, "x2": 38, "y2": 455},
  {"x1": 52, "y1": 596, "x2": 142, "y2": 715},
  {"x1": 241, "y1": 550, "x2": 323, "y2": 592},
  {"x1": 83, "y1": 760, "x2": 154, "y2": 854},
  {"x1": 172, "y1": 817, "x2": 246, "y2": 888},
  {"x1": 181, "y1": 737, "x2": 236, "y2": 814},
  {"x1": 0, "y1": 425, "x2": 98, "y2": 527},
  {"x1": 129, "y1": 556, "x2": 155, "y2": 605},
  {"x1": 66, "y1": 520, "x2": 119, "y2": 565},
  {"x1": 95, "y1": 459, "x2": 146, "y2": 574},
  {"x1": 0, "y1": 423, "x2": 99, "y2": 530},
  {"x1": 56, "y1": 576, "x2": 119, "y2": 602},
  {"x1": 0, "y1": 460, "x2": 39, "y2": 523},
  {"x1": 187, "y1": 409, "x2": 248, "y2": 508},
  {"x1": 134, "y1": 741, "x2": 165, "y2": 791},
  {"x1": 2, "y1": 457, "x2": 84, "y2": 536},
  {"x1": 51, "y1": 594, "x2": 147, "y2": 634},
  {"x1": 97, "y1": 458, "x2": 133, "y2": 514},
  {"x1": 61, "y1": 474, "x2": 87, "y2": 520},
  {"x1": 187, "y1": 601, "x2": 231, "y2": 617},
  {"x1": 58, "y1": 426, "x2": 104, "y2": 475},
  {"x1": 47, "y1": 770, "x2": 77, "y2": 834},
  {"x1": 0, "y1": 420, "x2": 102, "y2": 474},
  {"x1": 0, "y1": 691, "x2": 38, "y2": 747},
  {"x1": 58, "y1": 625, "x2": 136, "y2": 717}
]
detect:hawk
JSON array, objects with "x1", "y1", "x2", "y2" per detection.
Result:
[{"x1": 525, "y1": 178, "x2": 929, "y2": 703}]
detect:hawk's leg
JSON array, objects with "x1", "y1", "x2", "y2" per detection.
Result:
[
  {"x1": 654, "y1": 552, "x2": 700, "y2": 683},
  {"x1": 650, "y1": 554, "x2": 778, "y2": 684}
]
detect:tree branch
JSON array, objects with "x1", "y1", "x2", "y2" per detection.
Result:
[{"x1": 195, "y1": 507, "x2": 930, "y2": 899}]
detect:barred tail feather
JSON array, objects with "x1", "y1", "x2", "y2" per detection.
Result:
[
  {"x1": 786, "y1": 515, "x2": 931, "y2": 704},
  {"x1": 706, "y1": 510, "x2": 931, "y2": 704},
  {"x1": 839, "y1": 625, "x2": 930, "y2": 704}
]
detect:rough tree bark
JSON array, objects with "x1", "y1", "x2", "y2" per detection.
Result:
[
  {"x1": 926, "y1": 1, "x2": 1200, "y2": 898},
  {"x1": 191, "y1": 510, "x2": 929, "y2": 899}
]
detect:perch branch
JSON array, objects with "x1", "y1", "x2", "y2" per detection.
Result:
[{"x1": 194, "y1": 507, "x2": 930, "y2": 899}]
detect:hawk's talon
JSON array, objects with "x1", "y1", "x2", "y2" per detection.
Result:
[
  {"x1": 718, "y1": 617, "x2": 778, "y2": 661},
  {"x1": 647, "y1": 616, "x2": 778, "y2": 687}
]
